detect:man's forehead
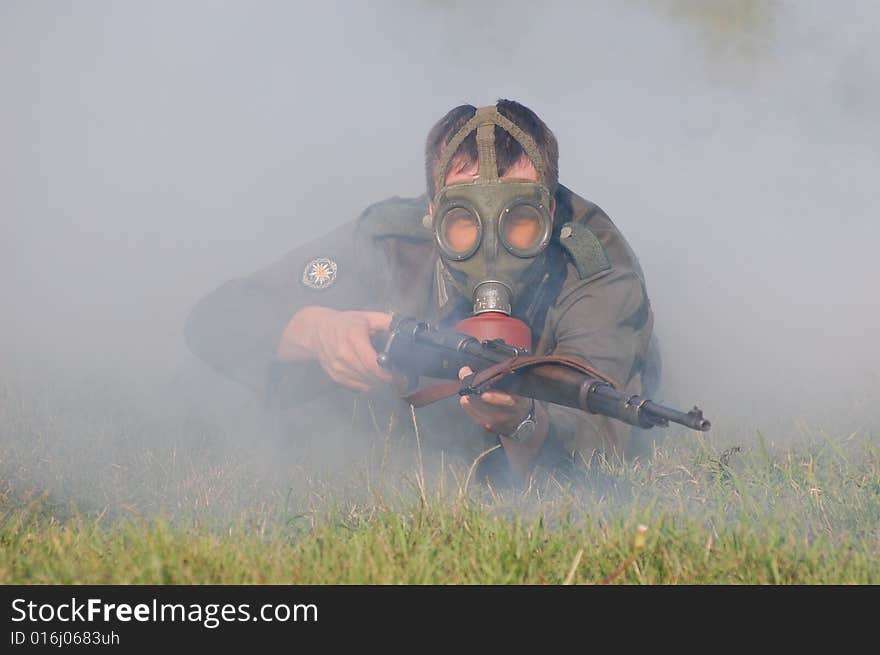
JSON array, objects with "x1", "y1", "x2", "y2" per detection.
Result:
[{"x1": 443, "y1": 154, "x2": 538, "y2": 186}]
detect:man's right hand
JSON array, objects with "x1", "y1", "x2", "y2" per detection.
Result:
[{"x1": 277, "y1": 306, "x2": 393, "y2": 392}]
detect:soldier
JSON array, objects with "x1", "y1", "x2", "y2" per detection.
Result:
[{"x1": 185, "y1": 99, "x2": 659, "y2": 484}]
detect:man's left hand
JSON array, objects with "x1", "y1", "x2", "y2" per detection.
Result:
[{"x1": 458, "y1": 366, "x2": 533, "y2": 435}]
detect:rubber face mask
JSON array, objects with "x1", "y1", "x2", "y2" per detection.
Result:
[{"x1": 432, "y1": 106, "x2": 553, "y2": 316}]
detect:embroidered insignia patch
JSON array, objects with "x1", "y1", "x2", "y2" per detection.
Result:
[{"x1": 302, "y1": 257, "x2": 338, "y2": 290}]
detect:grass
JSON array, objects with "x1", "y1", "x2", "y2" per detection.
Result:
[
  {"x1": 2, "y1": 426, "x2": 878, "y2": 584},
  {"x1": 1, "y1": 371, "x2": 878, "y2": 584}
]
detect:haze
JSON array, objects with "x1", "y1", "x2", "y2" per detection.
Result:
[{"x1": 1, "y1": 1, "x2": 877, "y2": 510}]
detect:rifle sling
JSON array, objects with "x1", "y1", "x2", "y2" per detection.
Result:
[{"x1": 402, "y1": 355, "x2": 620, "y2": 408}]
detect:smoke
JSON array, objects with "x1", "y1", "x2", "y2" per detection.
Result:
[{"x1": 1, "y1": 1, "x2": 878, "y2": 513}]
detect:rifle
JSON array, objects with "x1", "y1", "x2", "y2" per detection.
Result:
[{"x1": 376, "y1": 316, "x2": 710, "y2": 432}]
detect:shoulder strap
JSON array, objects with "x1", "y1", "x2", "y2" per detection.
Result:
[
  {"x1": 556, "y1": 220, "x2": 611, "y2": 279},
  {"x1": 359, "y1": 195, "x2": 432, "y2": 241}
]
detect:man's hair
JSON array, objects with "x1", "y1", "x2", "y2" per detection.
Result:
[{"x1": 424, "y1": 99, "x2": 559, "y2": 198}]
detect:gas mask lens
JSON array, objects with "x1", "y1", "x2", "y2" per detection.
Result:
[
  {"x1": 499, "y1": 203, "x2": 550, "y2": 257},
  {"x1": 438, "y1": 206, "x2": 481, "y2": 259}
]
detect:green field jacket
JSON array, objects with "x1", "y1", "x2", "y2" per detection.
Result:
[{"x1": 185, "y1": 184, "x2": 658, "y2": 473}]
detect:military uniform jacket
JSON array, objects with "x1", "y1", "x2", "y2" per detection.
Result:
[{"x1": 185, "y1": 184, "x2": 657, "y2": 470}]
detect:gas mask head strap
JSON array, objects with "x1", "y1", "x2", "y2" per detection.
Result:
[{"x1": 435, "y1": 106, "x2": 548, "y2": 197}]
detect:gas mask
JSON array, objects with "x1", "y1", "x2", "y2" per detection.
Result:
[{"x1": 431, "y1": 106, "x2": 554, "y2": 351}]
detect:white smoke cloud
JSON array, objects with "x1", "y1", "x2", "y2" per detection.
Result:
[{"x1": 1, "y1": 1, "x2": 877, "y2": 509}]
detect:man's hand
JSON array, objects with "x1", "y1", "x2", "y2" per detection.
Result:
[
  {"x1": 277, "y1": 306, "x2": 393, "y2": 392},
  {"x1": 457, "y1": 366, "x2": 533, "y2": 434},
  {"x1": 458, "y1": 366, "x2": 550, "y2": 482}
]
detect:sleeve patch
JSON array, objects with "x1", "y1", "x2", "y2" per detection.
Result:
[{"x1": 302, "y1": 257, "x2": 338, "y2": 289}]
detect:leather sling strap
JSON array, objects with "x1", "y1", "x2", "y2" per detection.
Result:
[{"x1": 402, "y1": 355, "x2": 620, "y2": 408}]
